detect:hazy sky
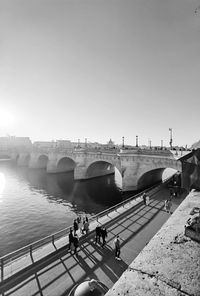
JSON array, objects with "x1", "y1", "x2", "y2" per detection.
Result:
[{"x1": 1, "y1": 0, "x2": 200, "y2": 147}]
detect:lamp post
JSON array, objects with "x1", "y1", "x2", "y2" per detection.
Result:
[
  {"x1": 169, "y1": 128, "x2": 173, "y2": 149},
  {"x1": 148, "y1": 138, "x2": 151, "y2": 149},
  {"x1": 136, "y1": 135, "x2": 138, "y2": 147},
  {"x1": 122, "y1": 136, "x2": 124, "y2": 148},
  {"x1": 161, "y1": 140, "x2": 163, "y2": 150},
  {"x1": 85, "y1": 138, "x2": 87, "y2": 148},
  {"x1": 78, "y1": 139, "x2": 80, "y2": 148}
]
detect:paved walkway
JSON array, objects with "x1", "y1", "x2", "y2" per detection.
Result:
[{"x1": 0, "y1": 184, "x2": 186, "y2": 296}]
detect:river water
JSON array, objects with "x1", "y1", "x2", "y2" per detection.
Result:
[{"x1": 0, "y1": 160, "x2": 124, "y2": 256}]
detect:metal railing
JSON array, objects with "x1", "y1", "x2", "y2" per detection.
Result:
[{"x1": 0, "y1": 175, "x2": 174, "y2": 282}]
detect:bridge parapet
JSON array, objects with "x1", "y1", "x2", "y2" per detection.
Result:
[{"x1": 120, "y1": 148, "x2": 173, "y2": 157}]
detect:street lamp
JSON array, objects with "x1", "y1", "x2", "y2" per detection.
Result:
[
  {"x1": 169, "y1": 128, "x2": 173, "y2": 149},
  {"x1": 122, "y1": 136, "x2": 124, "y2": 148},
  {"x1": 136, "y1": 135, "x2": 138, "y2": 147},
  {"x1": 161, "y1": 140, "x2": 163, "y2": 149},
  {"x1": 148, "y1": 138, "x2": 151, "y2": 149}
]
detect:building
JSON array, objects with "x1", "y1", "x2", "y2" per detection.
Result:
[{"x1": 0, "y1": 136, "x2": 32, "y2": 150}]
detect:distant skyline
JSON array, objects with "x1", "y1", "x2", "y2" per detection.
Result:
[{"x1": 1, "y1": 0, "x2": 200, "y2": 147}]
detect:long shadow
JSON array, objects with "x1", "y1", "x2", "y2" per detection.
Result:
[
  {"x1": 1, "y1": 194, "x2": 165, "y2": 295},
  {"x1": 60, "y1": 200, "x2": 165, "y2": 295}
]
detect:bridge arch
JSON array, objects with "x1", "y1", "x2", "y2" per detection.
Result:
[
  {"x1": 136, "y1": 162, "x2": 181, "y2": 190},
  {"x1": 137, "y1": 168, "x2": 167, "y2": 190},
  {"x1": 56, "y1": 157, "x2": 76, "y2": 173},
  {"x1": 121, "y1": 157, "x2": 181, "y2": 191},
  {"x1": 86, "y1": 160, "x2": 122, "y2": 180},
  {"x1": 37, "y1": 154, "x2": 49, "y2": 169}
]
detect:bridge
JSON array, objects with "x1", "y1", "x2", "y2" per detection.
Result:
[{"x1": 1, "y1": 147, "x2": 182, "y2": 191}]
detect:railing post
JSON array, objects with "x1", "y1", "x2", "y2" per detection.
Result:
[
  {"x1": 30, "y1": 245, "x2": 32, "y2": 257},
  {"x1": 1, "y1": 258, "x2": 4, "y2": 282},
  {"x1": 52, "y1": 235, "x2": 54, "y2": 244}
]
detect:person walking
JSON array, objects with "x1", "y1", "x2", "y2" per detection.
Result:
[
  {"x1": 77, "y1": 215, "x2": 81, "y2": 224},
  {"x1": 101, "y1": 227, "x2": 108, "y2": 247},
  {"x1": 165, "y1": 199, "x2": 172, "y2": 213},
  {"x1": 95, "y1": 224, "x2": 102, "y2": 244},
  {"x1": 84, "y1": 219, "x2": 89, "y2": 235},
  {"x1": 142, "y1": 192, "x2": 147, "y2": 205},
  {"x1": 146, "y1": 194, "x2": 150, "y2": 205},
  {"x1": 68, "y1": 228, "x2": 74, "y2": 251},
  {"x1": 113, "y1": 235, "x2": 121, "y2": 260},
  {"x1": 73, "y1": 219, "x2": 79, "y2": 234},
  {"x1": 164, "y1": 199, "x2": 169, "y2": 212},
  {"x1": 81, "y1": 219, "x2": 86, "y2": 234},
  {"x1": 73, "y1": 233, "x2": 79, "y2": 255},
  {"x1": 168, "y1": 199, "x2": 172, "y2": 214},
  {"x1": 82, "y1": 219, "x2": 89, "y2": 235}
]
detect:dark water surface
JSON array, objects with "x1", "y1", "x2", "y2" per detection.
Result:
[{"x1": 0, "y1": 160, "x2": 124, "y2": 256}]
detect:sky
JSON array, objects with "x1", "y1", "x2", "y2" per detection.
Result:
[{"x1": 1, "y1": 0, "x2": 200, "y2": 147}]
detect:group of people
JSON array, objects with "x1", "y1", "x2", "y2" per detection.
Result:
[
  {"x1": 95, "y1": 224, "x2": 108, "y2": 247},
  {"x1": 142, "y1": 191, "x2": 173, "y2": 214},
  {"x1": 68, "y1": 216, "x2": 90, "y2": 254},
  {"x1": 73, "y1": 216, "x2": 90, "y2": 236},
  {"x1": 68, "y1": 215, "x2": 121, "y2": 260}
]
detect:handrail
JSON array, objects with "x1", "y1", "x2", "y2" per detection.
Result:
[{"x1": 0, "y1": 174, "x2": 175, "y2": 280}]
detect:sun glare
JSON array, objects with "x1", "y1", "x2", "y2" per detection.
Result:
[{"x1": 0, "y1": 110, "x2": 14, "y2": 127}]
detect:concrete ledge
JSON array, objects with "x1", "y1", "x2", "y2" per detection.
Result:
[{"x1": 106, "y1": 190, "x2": 200, "y2": 296}]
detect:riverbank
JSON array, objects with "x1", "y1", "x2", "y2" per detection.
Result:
[{"x1": 105, "y1": 189, "x2": 200, "y2": 296}]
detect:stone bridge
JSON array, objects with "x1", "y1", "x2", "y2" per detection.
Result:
[{"x1": 4, "y1": 148, "x2": 181, "y2": 192}]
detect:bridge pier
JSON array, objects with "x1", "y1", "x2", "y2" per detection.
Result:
[
  {"x1": 29, "y1": 153, "x2": 41, "y2": 169},
  {"x1": 74, "y1": 166, "x2": 88, "y2": 180},
  {"x1": 46, "y1": 153, "x2": 58, "y2": 173}
]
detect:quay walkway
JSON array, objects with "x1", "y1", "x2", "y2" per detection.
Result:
[{"x1": 0, "y1": 177, "x2": 186, "y2": 296}]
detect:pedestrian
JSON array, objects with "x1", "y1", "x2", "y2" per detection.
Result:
[
  {"x1": 168, "y1": 199, "x2": 172, "y2": 214},
  {"x1": 68, "y1": 228, "x2": 74, "y2": 252},
  {"x1": 95, "y1": 224, "x2": 102, "y2": 244},
  {"x1": 101, "y1": 227, "x2": 107, "y2": 247},
  {"x1": 113, "y1": 235, "x2": 121, "y2": 260},
  {"x1": 85, "y1": 216, "x2": 89, "y2": 223},
  {"x1": 82, "y1": 219, "x2": 89, "y2": 235},
  {"x1": 73, "y1": 219, "x2": 79, "y2": 234},
  {"x1": 73, "y1": 233, "x2": 79, "y2": 254},
  {"x1": 84, "y1": 219, "x2": 89, "y2": 235},
  {"x1": 77, "y1": 215, "x2": 81, "y2": 224},
  {"x1": 165, "y1": 199, "x2": 172, "y2": 213},
  {"x1": 81, "y1": 219, "x2": 86, "y2": 234},
  {"x1": 146, "y1": 194, "x2": 150, "y2": 205},
  {"x1": 142, "y1": 192, "x2": 147, "y2": 205},
  {"x1": 164, "y1": 199, "x2": 169, "y2": 212}
]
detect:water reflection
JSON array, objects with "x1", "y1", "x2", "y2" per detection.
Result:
[{"x1": 21, "y1": 168, "x2": 123, "y2": 211}]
